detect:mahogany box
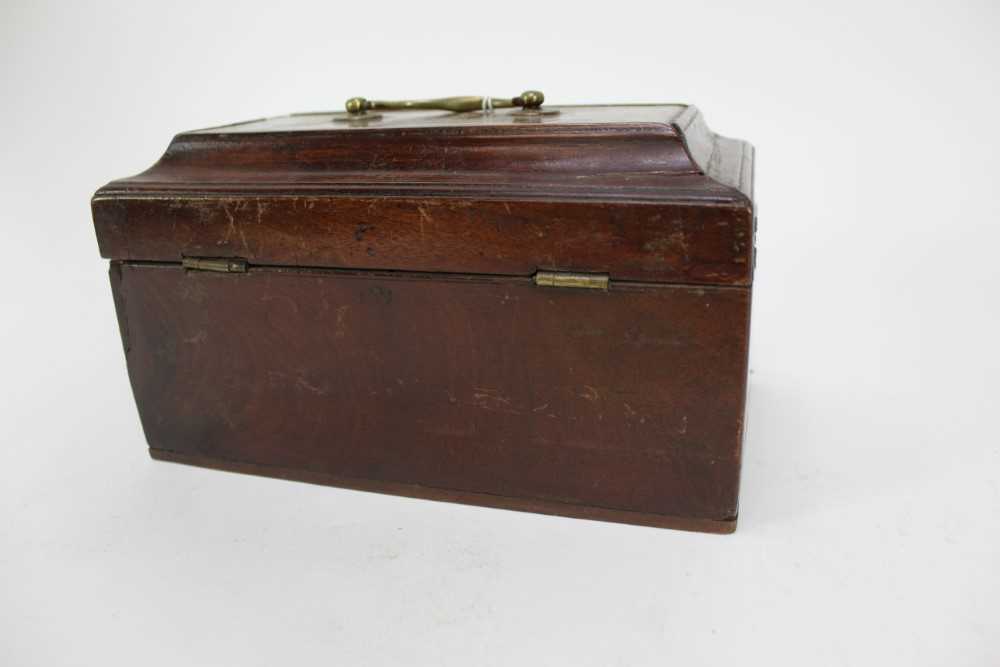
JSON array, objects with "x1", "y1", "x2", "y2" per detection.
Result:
[{"x1": 92, "y1": 93, "x2": 756, "y2": 532}]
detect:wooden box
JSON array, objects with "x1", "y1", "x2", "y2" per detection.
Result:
[{"x1": 92, "y1": 95, "x2": 755, "y2": 532}]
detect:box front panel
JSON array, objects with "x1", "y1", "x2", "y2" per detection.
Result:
[{"x1": 112, "y1": 263, "x2": 750, "y2": 525}]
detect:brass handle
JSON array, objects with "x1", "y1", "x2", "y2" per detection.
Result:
[{"x1": 345, "y1": 90, "x2": 544, "y2": 116}]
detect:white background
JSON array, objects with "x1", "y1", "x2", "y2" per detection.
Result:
[{"x1": 2, "y1": 1, "x2": 998, "y2": 665}]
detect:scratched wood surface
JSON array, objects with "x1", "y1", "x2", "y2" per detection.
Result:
[
  {"x1": 95, "y1": 103, "x2": 755, "y2": 531},
  {"x1": 92, "y1": 104, "x2": 755, "y2": 288},
  {"x1": 112, "y1": 263, "x2": 751, "y2": 529},
  {"x1": 94, "y1": 197, "x2": 753, "y2": 286}
]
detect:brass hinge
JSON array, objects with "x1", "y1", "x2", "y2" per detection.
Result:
[
  {"x1": 533, "y1": 271, "x2": 609, "y2": 290},
  {"x1": 181, "y1": 257, "x2": 248, "y2": 273}
]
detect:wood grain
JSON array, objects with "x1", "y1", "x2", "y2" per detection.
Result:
[
  {"x1": 94, "y1": 197, "x2": 752, "y2": 286},
  {"x1": 113, "y1": 262, "x2": 750, "y2": 526},
  {"x1": 92, "y1": 105, "x2": 755, "y2": 287},
  {"x1": 95, "y1": 103, "x2": 756, "y2": 531}
]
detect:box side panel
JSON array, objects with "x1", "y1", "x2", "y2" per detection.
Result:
[
  {"x1": 112, "y1": 263, "x2": 751, "y2": 526},
  {"x1": 93, "y1": 197, "x2": 754, "y2": 287}
]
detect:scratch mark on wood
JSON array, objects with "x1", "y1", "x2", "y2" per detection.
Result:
[
  {"x1": 335, "y1": 305, "x2": 350, "y2": 339},
  {"x1": 183, "y1": 330, "x2": 207, "y2": 345},
  {"x1": 466, "y1": 387, "x2": 523, "y2": 415},
  {"x1": 296, "y1": 376, "x2": 328, "y2": 395},
  {"x1": 221, "y1": 203, "x2": 235, "y2": 243},
  {"x1": 220, "y1": 202, "x2": 250, "y2": 254}
]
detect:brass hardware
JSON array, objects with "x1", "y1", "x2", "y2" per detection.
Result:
[
  {"x1": 343, "y1": 90, "x2": 545, "y2": 116},
  {"x1": 533, "y1": 271, "x2": 609, "y2": 290},
  {"x1": 182, "y1": 257, "x2": 248, "y2": 273}
]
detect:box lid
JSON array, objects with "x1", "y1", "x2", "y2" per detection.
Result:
[{"x1": 92, "y1": 103, "x2": 754, "y2": 286}]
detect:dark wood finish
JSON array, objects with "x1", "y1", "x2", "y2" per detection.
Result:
[
  {"x1": 92, "y1": 105, "x2": 754, "y2": 287},
  {"x1": 94, "y1": 104, "x2": 755, "y2": 531},
  {"x1": 94, "y1": 197, "x2": 752, "y2": 286},
  {"x1": 112, "y1": 262, "x2": 749, "y2": 526}
]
